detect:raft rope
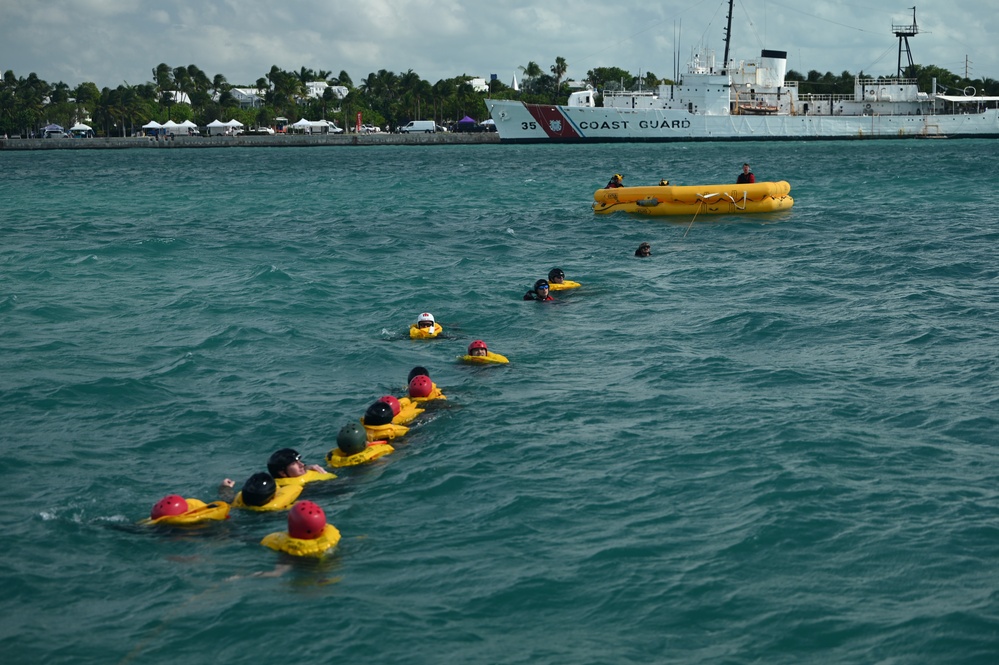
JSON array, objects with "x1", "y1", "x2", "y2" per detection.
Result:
[{"x1": 683, "y1": 201, "x2": 704, "y2": 239}]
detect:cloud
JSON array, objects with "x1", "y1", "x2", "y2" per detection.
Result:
[{"x1": 0, "y1": 0, "x2": 995, "y2": 88}]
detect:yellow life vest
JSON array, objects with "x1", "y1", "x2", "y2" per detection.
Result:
[
  {"x1": 274, "y1": 468, "x2": 337, "y2": 488},
  {"x1": 232, "y1": 483, "x2": 303, "y2": 512},
  {"x1": 409, "y1": 322, "x2": 443, "y2": 339},
  {"x1": 140, "y1": 499, "x2": 230, "y2": 526},
  {"x1": 261, "y1": 524, "x2": 342, "y2": 557},
  {"x1": 548, "y1": 280, "x2": 581, "y2": 291},
  {"x1": 325, "y1": 442, "x2": 395, "y2": 467},
  {"x1": 361, "y1": 420, "x2": 409, "y2": 441},
  {"x1": 410, "y1": 383, "x2": 447, "y2": 404},
  {"x1": 393, "y1": 397, "x2": 425, "y2": 424},
  {"x1": 459, "y1": 351, "x2": 509, "y2": 365}
]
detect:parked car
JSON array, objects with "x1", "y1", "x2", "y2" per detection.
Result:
[
  {"x1": 359, "y1": 124, "x2": 380, "y2": 134},
  {"x1": 399, "y1": 120, "x2": 436, "y2": 133},
  {"x1": 244, "y1": 127, "x2": 275, "y2": 136}
]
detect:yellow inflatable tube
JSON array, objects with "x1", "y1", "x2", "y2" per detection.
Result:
[
  {"x1": 410, "y1": 323, "x2": 443, "y2": 339},
  {"x1": 232, "y1": 483, "x2": 303, "y2": 512},
  {"x1": 262, "y1": 524, "x2": 342, "y2": 557},
  {"x1": 548, "y1": 280, "x2": 581, "y2": 291},
  {"x1": 325, "y1": 442, "x2": 395, "y2": 467},
  {"x1": 275, "y1": 468, "x2": 337, "y2": 488},
  {"x1": 459, "y1": 351, "x2": 509, "y2": 365},
  {"x1": 140, "y1": 499, "x2": 230, "y2": 526},
  {"x1": 593, "y1": 181, "x2": 793, "y2": 216}
]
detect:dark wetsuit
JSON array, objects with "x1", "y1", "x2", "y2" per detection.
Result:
[
  {"x1": 524, "y1": 291, "x2": 554, "y2": 301},
  {"x1": 736, "y1": 172, "x2": 755, "y2": 184},
  {"x1": 605, "y1": 179, "x2": 624, "y2": 188}
]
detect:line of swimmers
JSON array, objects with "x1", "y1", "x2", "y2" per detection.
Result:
[{"x1": 142, "y1": 366, "x2": 451, "y2": 558}]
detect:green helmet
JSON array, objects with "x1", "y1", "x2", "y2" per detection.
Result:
[{"x1": 337, "y1": 422, "x2": 367, "y2": 455}]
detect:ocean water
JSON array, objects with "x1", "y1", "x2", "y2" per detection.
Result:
[{"x1": 1, "y1": 139, "x2": 998, "y2": 664}]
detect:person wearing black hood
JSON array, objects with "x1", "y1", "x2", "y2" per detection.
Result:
[{"x1": 524, "y1": 279, "x2": 554, "y2": 301}]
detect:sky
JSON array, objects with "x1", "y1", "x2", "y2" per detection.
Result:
[{"x1": 1, "y1": 0, "x2": 995, "y2": 90}]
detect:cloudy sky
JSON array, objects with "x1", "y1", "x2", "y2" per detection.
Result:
[{"x1": 1, "y1": 0, "x2": 995, "y2": 89}]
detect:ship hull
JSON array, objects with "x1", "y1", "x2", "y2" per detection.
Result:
[{"x1": 487, "y1": 100, "x2": 999, "y2": 143}]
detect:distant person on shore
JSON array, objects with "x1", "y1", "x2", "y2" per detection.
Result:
[
  {"x1": 659, "y1": 179, "x2": 670, "y2": 186},
  {"x1": 524, "y1": 279, "x2": 554, "y2": 301},
  {"x1": 605, "y1": 174, "x2": 624, "y2": 189},
  {"x1": 737, "y1": 163, "x2": 755, "y2": 184},
  {"x1": 635, "y1": 242, "x2": 652, "y2": 257}
]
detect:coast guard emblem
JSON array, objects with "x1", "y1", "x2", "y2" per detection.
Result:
[{"x1": 549, "y1": 119, "x2": 562, "y2": 132}]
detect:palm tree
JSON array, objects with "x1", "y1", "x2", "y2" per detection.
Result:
[{"x1": 551, "y1": 56, "x2": 568, "y2": 100}]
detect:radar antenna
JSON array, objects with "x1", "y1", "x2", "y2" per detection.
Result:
[{"x1": 893, "y1": 7, "x2": 919, "y2": 78}]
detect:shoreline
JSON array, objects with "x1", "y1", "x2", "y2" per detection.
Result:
[{"x1": 0, "y1": 132, "x2": 501, "y2": 151}]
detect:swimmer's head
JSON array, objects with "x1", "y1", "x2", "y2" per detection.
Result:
[
  {"x1": 416, "y1": 312, "x2": 435, "y2": 328},
  {"x1": 337, "y1": 422, "x2": 368, "y2": 455},
  {"x1": 408, "y1": 366, "x2": 430, "y2": 384},
  {"x1": 288, "y1": 501, "x2": 326, "y2": 540},
  {"x1": 548, "y1": 268, "x2": 564, "y2": 283},
  {"x1": 468, "y1": 339, "x2": 488, "y2": 356},
  {"x1": 151, "y1": 494, "x2": 187, "y2": 520},
  {"x1": 379, "y1": 395, "x2": 401, "y2": 416},
  {"x1": 534, "y1": 279, "x2": 550, "y2": 293},
  {"x1": 409, "y1": 374, "x2": 433, "y2": 398},
  {"x1": 240, "y1": 472, "x2": 277, "y2": 507},
  {"x1": 267, "y1": 448, "x2": 302, "y2": 478},
  {"x1": 364, "y1": 400, "x2": 394, "y2": 426}
]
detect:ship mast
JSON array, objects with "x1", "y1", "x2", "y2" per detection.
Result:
[
  {"x1": 721, "y1": 0, "x2": 735, "y2": 74},
  {"x1": 892, "y1": 7, "x2": 919, "y2": 78}
]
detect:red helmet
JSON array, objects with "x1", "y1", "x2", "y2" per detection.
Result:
[
  {"x1": 409, "y1": 374, "x2": 433, "y2": 398},
  {"x1": 288, "y1": 501, "x2": 327, "y2": 540},
  {"x1": 151, "y1": 494, "x2": 187, "y2": 520},
  {"x1": 379, "y1": 395, "x2": 401, "y2": 416},
  {"x1": 468, "y1": 340, "x2": 488, "y2": 354}
]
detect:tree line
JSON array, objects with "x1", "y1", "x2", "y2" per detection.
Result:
[{"x1": 1, "y1": 58, "x2": 995, "y2": 138}]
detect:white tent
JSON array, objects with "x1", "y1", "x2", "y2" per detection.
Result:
[
  {"x1": 162, "y1": 119, "x2": 181, "y2": 129},
  {"x1": 70, "y1": 123, "x2": 92, "y2": 131},
  {"x1": 225, "y1": 119, "x2": 244, "y2": 128},
  {"x1": 142, "y1": 120, "x2": 163, "y2": 129},
  {"x1": 291, "y1": 118, "x2": 312, "y2": 128},
  {"x1": 206, "y1": 119, "x2": 229, "y2": 136},
  {"x1": 179, "y1": 120, "x2": 197, "y2": 128}
]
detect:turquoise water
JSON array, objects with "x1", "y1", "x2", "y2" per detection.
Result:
[{"x1": 2, "y1": 140, "x2": 998, "y2": 664}]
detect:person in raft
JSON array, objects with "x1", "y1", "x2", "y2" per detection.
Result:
[
  {"x1": 658, "y1": 179, "x2": 670, "y2": 186},
  {"x1": 737, "y1": 163, "x2": 755, "y2": 184},
  {"x1": 635, "y1": 242, "x2": 652, "y2": 257},
  {"x1": 605, "y1": 173, "x2": 624, "y2": 188},
  {"x1": 524, "y1": 279, "x2": 554, "y2": 301}
]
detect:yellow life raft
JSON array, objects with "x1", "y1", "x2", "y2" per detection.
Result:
[
  {"x1": 459, "y1": 351, "x2": 509, "y2": 365},
  {"x1": 361, "y1": 420, "x2": 409, "y2": 441},
  {"x1": 232, "y1": 483, "x2": 303, "y2": 512},
  {"x1": 261, "y1": 524, "x2": 342, "y2": 558},
  {"x1": 140, "y1": 499, "x2": 230, "y2": 526},
  {"x1": 274, "y1": 468, "x2": 337, "y2": 488},
  {"x1": 409, "y1": 323, "x2": 443, "y2": 339},
  {"x1": 592, "y1": 181, "x2": 793, "y2": 216},
  {"x1": 325, "y1": 442, "x2": 395, "y2": 467},
  {"x1": 548, "y1": 280, "x2": 581, "y2": 291}
]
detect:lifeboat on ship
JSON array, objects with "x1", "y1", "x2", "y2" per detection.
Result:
[{"x1": 593, "y1": 181, "x2": 793, "y2": 216}]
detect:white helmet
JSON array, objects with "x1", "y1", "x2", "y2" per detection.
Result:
[{"x1": 417, "y1": 312, "x2": 435, "y2": 325}]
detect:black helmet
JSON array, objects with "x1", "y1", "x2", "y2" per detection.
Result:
[
  {"x1": 407, "y1": 366, "x2": 430, "y2": 384},
  {"x1": 266, "y1": 448, "x2": 300, "y2": 477},
  {"x1": 337, "y1": 422, "x2": 367, "y2": 455},
  {"x1": 241, "y1": 472, "x2": 276, "y2": 507},
  {"x1": 548, "y1": 268, "x2": 564, "y2": 282},
  {"x1": 534, "y1": 279, "x2": 549, "y2": 290},
  {"x1": 364, "y1": 400, "x2": 394, "y2": 427}
]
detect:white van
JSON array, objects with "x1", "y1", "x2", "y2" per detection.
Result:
[{"x1": 400, "y1": 120, "x2": 436, "y2": 134}]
